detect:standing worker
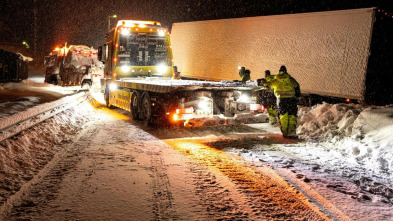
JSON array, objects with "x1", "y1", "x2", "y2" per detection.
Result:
[
  {"x1": 268, "y1": 66, "x2": 301, "y2": 138},
  {"x1": 257, "y1": 70, "x2": 278, "y2": 125}
]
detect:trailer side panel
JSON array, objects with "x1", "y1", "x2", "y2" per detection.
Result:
[{"x1": 171, "y1": 8, "x2": 375, "y2": 100}]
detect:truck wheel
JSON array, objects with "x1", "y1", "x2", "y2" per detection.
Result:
[
  {"x1": 141, "y1": 92, "x2": 152, "y2": 125},
  {"x1": 131, "y1": 91, "x2": 140, "y2": 120}
]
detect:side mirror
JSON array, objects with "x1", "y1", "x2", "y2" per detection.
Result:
[{"x1": 98, "y1": 45, "x2": 106, "y2": 63}]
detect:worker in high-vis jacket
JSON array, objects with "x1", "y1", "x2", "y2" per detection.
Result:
[
  {"x1": 258, "y1": 70, "x2": 278, "y2": 125},
  {"x1": 268, "y1": 66, "x2": 301, "y2": 138}
]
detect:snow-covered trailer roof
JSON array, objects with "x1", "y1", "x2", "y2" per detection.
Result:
[{"x1": 171, "y1": 8, "x2": 375, "y2": 100}]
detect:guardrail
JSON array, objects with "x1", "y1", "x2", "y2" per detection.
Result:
[{"x1": 0, "y1": 92, "x2": 87, "y2": 142}]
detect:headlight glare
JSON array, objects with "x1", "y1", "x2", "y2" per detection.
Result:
[
  {"x1": 109, "y1": 83, "x2": 117, "y2": 91},
  {"x1": 157, "y1": 64, "x2": 167, "y2": 73},
  {"x1": 239, "y1": 94, "x2": 250, "y2": 103},
  {"x1": 121, "y1": 65, "x2": 130, "y2": 72}
]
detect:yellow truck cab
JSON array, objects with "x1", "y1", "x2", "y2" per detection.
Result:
[{"x1": 100, "y1": 20, "x2": 176, "y2": 80}]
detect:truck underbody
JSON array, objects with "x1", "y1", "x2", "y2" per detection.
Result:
[{"x1": 104, "y1": 78, "x2": 262, "y2": 126}]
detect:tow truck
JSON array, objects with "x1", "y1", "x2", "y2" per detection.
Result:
[{"x1": 98, "y1": 20, "x2": 263, "y2": 125}]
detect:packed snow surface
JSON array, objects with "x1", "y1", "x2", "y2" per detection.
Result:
[
  {"x1": 0, "y1": 79, "x2": 81, "y2": 119},
  {"x1": 1, "y1": 79, "x2": 392, "y2": 220}
]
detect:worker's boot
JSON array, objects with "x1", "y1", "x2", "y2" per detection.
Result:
[
  {"x1": 287, "y1": 115, "x2": 298, "y2": 139},
  {"x1": 268, "y1": 106, "x2": 278, "y2": 125},
  {"x1": 279, "y1": 113, "x2": 289, "y2": 137}
]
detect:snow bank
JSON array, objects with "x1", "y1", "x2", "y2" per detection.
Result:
[
  {"x1": 297, "y1": 102, "x2": 393, "y2": 176},
  {"x1": 297, "y1": 102, "x2": 364, "y2": 140},
  {"x1": 0, "y1": 102, "x2": 94, "y2": 207}
]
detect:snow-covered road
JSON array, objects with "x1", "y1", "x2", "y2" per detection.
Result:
[
  {"x1": 0, "y1": 99, "x2": 391, "y2": 220},
  {"x1": 1, "y1": 104, "x2": 327, "y2": 220},
  {"x1": 1, "y1": 79, "x2": 392, "y2": 220}
]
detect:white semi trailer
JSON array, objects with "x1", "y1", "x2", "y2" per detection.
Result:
[{"x1": 171, "y1": 8, "x2": 393, "y2": 104}]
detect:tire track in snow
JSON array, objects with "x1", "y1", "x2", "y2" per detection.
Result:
[
  {"x1": 163, "y1": 137, "x2": 331, "y2": 220},
  {"x1": 148, "y1": 144, "x2": 178, "y2": 220},
  {"x1": 4, "y1": 125, "x2": 99, "y2": 220}
]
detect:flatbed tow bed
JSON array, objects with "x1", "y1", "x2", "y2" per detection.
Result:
[{"x1": 107, "y1": 77, "x2": 263, "y2": 125}]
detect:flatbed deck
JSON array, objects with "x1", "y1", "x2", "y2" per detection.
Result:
[{"x1": 116, "y1": 77, "x2": 261, "y2": 93}]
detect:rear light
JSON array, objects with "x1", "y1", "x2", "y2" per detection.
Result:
[
  {"x1": 184, "y1": 107, "x2": 193, "y2": 114},
  {"x1": 173, "y1": 114, "x2": 179, "y2": 121},
  {"x1": 250, "y1": 104, "x2": 264, "y2": 112}
]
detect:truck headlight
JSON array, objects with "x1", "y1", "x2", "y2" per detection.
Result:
[
  {"x1": 109, "y1": 83, "x2": 117, "y2": 91},
  {"x1": 121, "y1": 65, "x2": 130, "y2": 72},
  {"x1": 238, "y1": 94, "x2": 250, "y2": 103},
  {"x1": 157, "y1": 64, "x2": 167, "y2": 73},
  {"x1": 198, "y1": 100, "x2": 209, "y2": 110},
  {"x1": 121, "y1": 29, "x2": 130, "y2": 36}
]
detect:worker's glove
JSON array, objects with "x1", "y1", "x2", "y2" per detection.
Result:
[{"x1": 258, "y1": 78, "x2": 267, "y2": 86}]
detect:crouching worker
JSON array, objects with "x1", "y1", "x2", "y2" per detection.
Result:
[
  {"x1": 238, "y1": 66, "x2": 251, "y2": 83},
  {"x1": 268, "y1": 66, "x2": 301, "y2": 138},
  {"x1": 257, "y1": 70, "x2": 278, "y2": 125}
]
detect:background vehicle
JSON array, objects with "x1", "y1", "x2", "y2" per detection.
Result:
[
  {"x1": 45, "y1": 44, "x2": 103, "y2": 87},
  {"x1": 0, "y1": 49, "x2": 31, "y2": 82}
]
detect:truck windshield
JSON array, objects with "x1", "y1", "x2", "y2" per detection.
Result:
[{"x1": 118, "y1": 32, "x2": 170, "y2": 66}]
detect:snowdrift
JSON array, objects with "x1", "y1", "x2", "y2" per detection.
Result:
[{"x1": 297, "y1": 103, "x2": 393, "y2": 176}]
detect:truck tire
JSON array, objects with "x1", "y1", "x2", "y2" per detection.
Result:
[
  {"x1": 131, "y1": 91, "x2": 141, "y2": 120},
  {"x1": 141, "y1": 92, "x2": 152, "y2": 125}
]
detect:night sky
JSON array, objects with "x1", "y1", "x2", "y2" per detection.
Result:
[{"x1": 1, "y1": 0, "x2": 392, "y2": 58}]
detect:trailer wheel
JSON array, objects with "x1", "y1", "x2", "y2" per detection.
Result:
[
  {"x1": 131, "y1": 91, "x2": 141, "y2": 120},
  {"x1": 141, "y1": 92, "x2": 152, "y2": 125}
]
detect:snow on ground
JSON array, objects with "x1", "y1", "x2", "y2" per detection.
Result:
[
  {"x1": 224, "y1": 102, "x2": 393, "y2": 206},
  {"x1": 297, "y1": 102, "x2": 393, "y2": 184},
  {"x1": 0, "y1": 102, "x2": 94, "y2": 207},
  {"x1": 0, "y1": 70, "x2": 84, "y2": 119},
  {"x1": 1, "y1": 76, "x2": 392, "y2": 219}
]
